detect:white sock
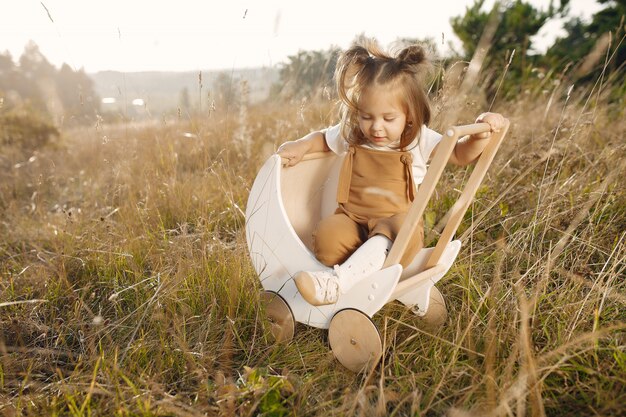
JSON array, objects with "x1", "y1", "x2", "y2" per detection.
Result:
[{"x1": 335, "y1": 235, "x2": 392, "y2": 293}]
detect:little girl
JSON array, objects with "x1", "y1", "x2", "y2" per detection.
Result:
[{"x1": 277, "y1": 39, "x2": 506, "y2": 306}]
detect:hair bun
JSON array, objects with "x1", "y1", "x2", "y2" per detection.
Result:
[
  {"x1": 397, "y1": 45, "x2": 426, "y2": 65},
  {"x1": 345, "y1": 45, "x2": 371, "y2": 65}
]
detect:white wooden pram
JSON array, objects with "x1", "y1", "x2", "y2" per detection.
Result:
[{"x1": 245, "y1": 120, "x2": 510, "y2": 372}]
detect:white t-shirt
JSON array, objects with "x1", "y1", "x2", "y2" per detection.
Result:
[{"x1": 323, "y1": 124, "x2": 442, "y2": 185}]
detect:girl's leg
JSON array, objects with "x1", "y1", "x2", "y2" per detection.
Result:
[
  {"x1": 295, "y1": 234, "x2": 392, "y2": 306},
  {"x1": 369, "y1": 213, "x2": 424, "y2": 268},
  {"x1": 335, "y1": 234, "x2": 392, "y2": 289},
  {"x1": 313, "y1": 213, "x2": 366, "y2": 266}
]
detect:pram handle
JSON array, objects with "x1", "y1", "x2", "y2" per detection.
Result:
[
  {"x1": 446, "y1": 122, "x2": 491, "y2": 137},
  {"x1": 384, "y1": 120, "x2": 510, "y2": 269}
]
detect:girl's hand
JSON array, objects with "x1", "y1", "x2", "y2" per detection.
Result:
[
  {"x1": 277, "y1": 140, "x2": 309, "y2": 167},
  {"x1": 472, "y1": 112, "x2": 507, "y2": 140}
]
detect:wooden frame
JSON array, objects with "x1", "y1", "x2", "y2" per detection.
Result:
[
  {"x1": 246, "y1": 120, "x2": 510, "y2": 330},
  {"x1": 385, "y1": 120, "x2": 510, "y2": 298}
]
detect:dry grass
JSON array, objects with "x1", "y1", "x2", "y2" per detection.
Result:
[{"x1": 0, "y1": 73, "x2": 624, "y2": 416}]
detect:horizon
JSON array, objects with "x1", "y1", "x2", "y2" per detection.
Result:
[{"x1": 2, "y1": 0, "x2": 602, "y2": 73}]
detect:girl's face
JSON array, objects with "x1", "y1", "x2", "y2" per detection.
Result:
[{"x1": 357, "y1": 84, "x2": 408, "y2": 147}]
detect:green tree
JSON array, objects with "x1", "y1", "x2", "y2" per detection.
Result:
[
  {"x1": 17, "y1": 41, "x2": 55, "y2": 111},
  {"x1": 451, "y1": 0, "x2": 561, "y2": 95},
  {"x1": 56, "y1": 63, "x2": 100, "y2": 124},
  {"x1": 1, "y1": 42, "x2": 101, "y2": 125},
  {"x1": 0, "y1": 51, "x2": 26, "y2": 108},
  {"x1": 272, "y1": 47, "x2": 340, "y2": 99},
  {"x1": 0, "y1": 51, "x2": 16, "y2": 93},
  {"x1": 546, "y1": 0, "x2": 625, "y2": 83},
  {"x1": 212, "y1": 71, "x2": 240, "y2": 112}
]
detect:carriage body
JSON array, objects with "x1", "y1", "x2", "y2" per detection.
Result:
[
  {"x1": 245, "y1": 152, "x2": 460, "y2": 329},
  {"x1": 245, "y1": 121, "x2": 510, "y2": 371}
]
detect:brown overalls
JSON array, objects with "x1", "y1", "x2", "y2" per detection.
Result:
[{"x1": 313, "y1": 145, "x2": 424, "y2": 268}]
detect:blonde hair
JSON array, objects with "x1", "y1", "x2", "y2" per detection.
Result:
[{"x1": 335, "y1": 38, "x2": 433, "y2": 149}]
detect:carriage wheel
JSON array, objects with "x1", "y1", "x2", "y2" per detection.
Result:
[
  {"x1": 328, "y1": 308, "x2": 382, "y2": 372},
  {"x1": 260, "y1": 291, "x2": 295, "y2": 343},
  {"x1": 420, "y1": 286, "x2": 447, "y2": 328}
]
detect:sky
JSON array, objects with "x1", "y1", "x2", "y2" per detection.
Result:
[{"x1": 0, "y1": 0, "x2": 603, "y2": 73}]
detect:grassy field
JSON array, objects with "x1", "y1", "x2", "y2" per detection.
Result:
[{"x1": 1, "y1": 74, "x2": 625, "y2": 416}]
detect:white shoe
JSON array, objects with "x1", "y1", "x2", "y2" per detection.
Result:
[{"x1": 294, "y1": 266, "x2": 341, "y2": 306}]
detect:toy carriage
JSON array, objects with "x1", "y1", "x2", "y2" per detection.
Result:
[{"x1": 245, "y1": 120, "x2": 510, "y2": 372}]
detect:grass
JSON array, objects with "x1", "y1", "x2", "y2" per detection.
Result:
[{"x1": 1, "y1": 72, "x2": 625, "y2": 416}]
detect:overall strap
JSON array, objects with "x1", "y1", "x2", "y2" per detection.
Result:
[
  {"x1": 336, "y1": 145, "x2": 356, "y2": 204},
  {"x1": 400, "y1": 153, "x2": 415, "y2": 201}
]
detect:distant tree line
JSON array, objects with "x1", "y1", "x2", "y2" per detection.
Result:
[
  {"x1": 0, "y1": 41, "x2": 100, "y2": 125},
  {"x1": 0, "y1": 41, "x2": 101, "y2": 152},
  {"x1": 272, "y1": 0, "x2": 625, "y2": 103},
  {"x1": 270, "y1": 48, "x2": 341, "y2": 99},
  {"x1": 2, "y1": 0, "x2": 623, "y2": 140}
]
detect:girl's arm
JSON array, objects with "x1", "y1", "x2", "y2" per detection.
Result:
[
  {"x1": 277, "y1": 131, "x2": 330, "y2": 167},
  {"x1": 448, "y1": 112, "x2": 507, "y2": 166}
]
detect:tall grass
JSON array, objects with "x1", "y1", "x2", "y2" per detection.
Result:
[{"x1": 1, "y1": 67, "x2": 624, "y2": 416}]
